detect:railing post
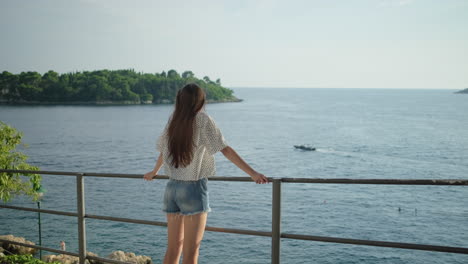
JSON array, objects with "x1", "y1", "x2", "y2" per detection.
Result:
[
  {"x1": 37, "y1": 201, "x2": 42, "y2": 260},
  {"x1": 76, "y1": 173, "x2": 87, "y2": 264},
  {"x1": 272, "y1": 178, "x2": 282, "y2": 264}
]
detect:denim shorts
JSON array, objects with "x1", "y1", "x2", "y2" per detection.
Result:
[{"x1": 163, "y1": 177, "x2": 211, "y2": 215}]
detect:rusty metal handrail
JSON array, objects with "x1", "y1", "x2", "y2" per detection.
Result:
[
  {"x1": 1, "y1": 169, "x2": 468, "y2": 264},
  {"x1": 2, "y1": 169, "x2": 468, "y2": 185}
]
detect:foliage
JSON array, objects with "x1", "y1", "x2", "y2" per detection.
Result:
[
  {"x1": 0, "y1": 69, "x2": 236, "y2": 103},
  {"x1": 0, "y1": 122, "x2": 41, "y2": 202},
  {"x1": 0, "y1": 254, "x2": 60, "y2": 264}
]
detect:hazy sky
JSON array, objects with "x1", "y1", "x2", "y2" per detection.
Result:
[{"x1": 1, "y1": 0, "x2": 467, "y2": 88}]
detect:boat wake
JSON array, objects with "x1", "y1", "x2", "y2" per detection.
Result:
[
  {"x1": 315, "y1": 148, "x2": 355, "y2": 157},
  {"x1": 314, "y1": 148, "x2": 468, "y2": 169}
]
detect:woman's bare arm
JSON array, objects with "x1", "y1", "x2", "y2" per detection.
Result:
[
  {"x1": 221, "y1": 146, "x2": 268, "y2": 184},
  {"x1": 143, "y1": 153, "x2": 163, "y2": 181}
]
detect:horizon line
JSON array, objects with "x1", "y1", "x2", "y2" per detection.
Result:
[{"x1": 229, "y1": 87, "x2": 462, "y2": 90}]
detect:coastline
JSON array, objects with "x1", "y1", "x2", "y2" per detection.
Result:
[{"x1": 0, "y1": 97, "x2": 243, "y2": 106}]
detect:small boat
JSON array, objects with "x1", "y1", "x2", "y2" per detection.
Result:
[{"x1": 294, "y1": 145, "x2": 316, "y2": 151}]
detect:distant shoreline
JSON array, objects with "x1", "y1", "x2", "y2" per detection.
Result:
[
  {"x1": 0, "y1": 97, "x2": 243, "y2": 106},
  {"x1": 232, "y1": 87, "x2": 461, "y2": 90},
  {"x1": 455, "y1": 88, "x2": 468, "y2": 94}
]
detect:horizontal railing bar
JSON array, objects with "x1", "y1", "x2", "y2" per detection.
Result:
[
  {"x1": 77, "y1": 173, "x2": 253, "y2": 182},
  {"x1": 86, "y1": 173, "x2": 166, "y2": 179},
  {"x1": 0, "y1": 204, "x2": 78, "y2": 217},
  {"x1": 0, "y1": 169, "x2": 243, "y2": 181},
  {"x1": 0, "y1": 169, "x2": 82, "y2": 176},
  {"x1": 86, "y1": 214, "x2": 167, "y2": 227},
  {"x1": 85, "y1": 174, "x2": 255, "y2": 182},
  {"x1": 205, "y1": 226, "x2": 272, "y2": 237},
  {"x1": 281, "y1": 233, "x2": 468, "y2": 255},
  {"x1": 2, "y1": 169, "x2": 468, "y2": 185},
  {"x1": 281, "y1": 178, "x2": 468, "y2": 185},
  {"x1": 206, "y1": 176, "x2": 253, "y2": 182},
  {"x1": 0, "y1": 170, "x2": 253, "y2": 181},
  {"x1": 86, "y1": 255, "x2": 132, "y2": 264},
  {"x1": 0, "y1": 238, "x2": 80, "y2": 257},
  {"x1": 86, "y1": 213, "x2": 271, "y2": 237}
]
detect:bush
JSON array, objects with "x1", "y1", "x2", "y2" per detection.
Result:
[
  {"x1": 0, "y1": 121, "x2": 41, "y2": 202},
  {"x1": 140, "y1": 93, "x2": 153, "y2": 102},
  {"x1": 0, "y1": 254, "x2": 60, "y2": 264}
]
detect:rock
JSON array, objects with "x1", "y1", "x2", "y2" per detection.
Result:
[
  {"x1": 107, "y1": 250, "x2": 152, "y2": 264},
  {"x1": 42, "y1": 254, "x2": 81, "y2": 264},
  {"x1": 87, "y1": 252, "x2": 104, "y2": 264},
  {"x1": 42, "y1": 252, "x2": 99, "y2": 264},
  {"x1": 0, "y1": 235, "x2": 37, "y2": 255},
  {"x1": 157, "y1": 99, "x2": 172, "y2": 104}
]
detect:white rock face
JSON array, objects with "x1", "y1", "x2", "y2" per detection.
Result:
[
  {"x1": 0, "y1": 236, "x2": 152, "y2": 264},
  {"x1": 42, "y1": 254, "x2": 81, "y2": 264},
  {"x1": 107, "y1": 250, "x2": 152, "y2": 264},
  {"x1": 44, "y1": 254, "x2": 97, "y2": 264},
  {"x1": 42, "y1": 252, "x2": 101, "y2": 264},
  {"x1": 0, "y1": 234, "x2": 37, "y2": 255}
]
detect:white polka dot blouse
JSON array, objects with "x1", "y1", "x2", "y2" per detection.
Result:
[{"x1": 157, "y1": 111, "x2": 228, "y2": 181}]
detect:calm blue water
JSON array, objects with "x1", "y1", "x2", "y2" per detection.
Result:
[{"x1": 1, "y1": 88, "x2": 467, "y2": 263}]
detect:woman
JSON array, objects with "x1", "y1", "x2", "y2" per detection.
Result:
[{"x1": 143, "y1": 83, "x2": 268, "y2": 264}]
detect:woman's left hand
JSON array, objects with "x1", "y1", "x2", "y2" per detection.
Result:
[
  {"x1": 143, "y1": 171, "x2": 156, "y2": 181},
  {"x1": 250, "y1": 171, "x2": 269, "y2": 184}
]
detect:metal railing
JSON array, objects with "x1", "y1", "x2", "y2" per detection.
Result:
[{"x1": 1, "y1": 169, "x2": 468, "y2": 264}]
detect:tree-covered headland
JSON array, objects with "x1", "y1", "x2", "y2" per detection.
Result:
[
  {"x1": 0, "y1": 69, "x2": 240, "y2": 104},
  {"x1": 455, "y1": 88, "x2": 468, "y2": 94}
]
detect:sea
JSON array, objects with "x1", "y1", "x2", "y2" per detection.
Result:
[{"x1": 0, "y1": 88, "x2": 467, "y2": 264}]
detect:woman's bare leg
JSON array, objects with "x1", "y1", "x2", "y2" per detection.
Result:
[
  {"x1": 163, "y1": 214, "x2": 184, "y2": 264},
  {"x1": 182, "y1": 212, "x2": 208, "y2": 264}
]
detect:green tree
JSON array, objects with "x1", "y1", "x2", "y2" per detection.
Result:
[
  {"x1": 182, "y1": 71, "x2": 194, "y2": 79},
  {"x1": 140, "y1": 93, "x2": 153, "y2": 102},
  {"x1": 16, "y1": 72, "x2": 42, "y2": 101},
  {"x1": 0, "y1": 122, "x2": 41, "y2": 202},
  {"x1": 167, "y1": 69, "x2": 180, "y2": 79},
  {"x1": 59, "y1": 73, "x2": 76, "y2": 101},
  {"x1": 90, "y1": 75, "x2": 112, "y2": 101},
  {"x1": 41, "y1": 70, "x2": 60, "y2": 101},
  {"x1": 203, "y1": 76, "x2": 211, "y2": 83},
  {"x1": 0, "y1": 71, "x2": 19, "y2": 101}
]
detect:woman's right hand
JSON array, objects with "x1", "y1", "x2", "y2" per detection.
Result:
[
  {"x1": 143, "y1": 171, "x2": 156, "y2": 181},
  {"x1": 250, "y1": 171, "x2": 269, "y2": 184}
]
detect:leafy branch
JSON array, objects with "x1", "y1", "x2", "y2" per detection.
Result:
[{"x1": 0, "y1": 121, "x2": 41, "y2": 202}]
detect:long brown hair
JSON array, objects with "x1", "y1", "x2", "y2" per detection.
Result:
[{"x1": 167, "y1": 83, "x2": 206, "y2": 168}]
